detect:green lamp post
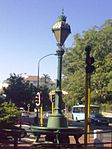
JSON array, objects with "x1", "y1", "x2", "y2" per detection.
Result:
[
  {"x1": 47, "y1": 14, "x2": 71, "y2": 128},
  {"x1": 31, "y1": 14, "x2": 83, "y2": 145}
]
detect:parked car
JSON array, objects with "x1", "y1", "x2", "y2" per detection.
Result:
[
  {"x1": 91, "y1": 113, "x2": 109, "y2": 126},
  {"x1": 15, "y1": 116, "x2": 35, "y2": 126}
]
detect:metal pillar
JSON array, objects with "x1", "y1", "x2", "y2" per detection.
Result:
[
  {"x1": 47, "y1": 47, "x2": 67, "y2": 128},
  {"x1": 55, "y1": 48, "x2": 64, "y2": 114}
]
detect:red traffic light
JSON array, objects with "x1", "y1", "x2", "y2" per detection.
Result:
[
  {"x1": 86, "y1": 57, "x2": 94, "y2": 65},
  {"x1": 85, "y1": 46, "x2": 95, "y2": 73}
]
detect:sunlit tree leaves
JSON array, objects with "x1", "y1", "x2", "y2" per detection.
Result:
[{"x1": 62, "y1": 19, "x2": 112, "y2": 106}]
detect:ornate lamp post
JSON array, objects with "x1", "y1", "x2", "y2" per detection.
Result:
[
  {"x1": 31, "y1": 14, "x2": 83, "y2": 146},
  {"x1": 47, "y1": 14, "x2": 71, "y2": 128}
]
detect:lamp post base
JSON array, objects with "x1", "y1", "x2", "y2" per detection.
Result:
[
  {"x1": 47, "y1": 113, "x2": 67, "y2": 128},
  {"x1": 31, "y1": 125, "x2": 83, "y2": 146}
]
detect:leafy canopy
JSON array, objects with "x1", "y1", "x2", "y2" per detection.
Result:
[
  {"x1": 62, "y1": 19, "x2": 112, "y2": 106},
  {"x1": 3, "y1": 73, "x2": 37, "y2": 109}
]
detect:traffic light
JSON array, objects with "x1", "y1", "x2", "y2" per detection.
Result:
[
  {"x1": 86, "y1": 57, "x2": 95, "y2": 73},
  {"x1": 35, "y1": 92, "x2": 40, "y2": 106},
  {"x1": 85, "y1": 46, "x2": 95, "y2": 73},
  {"x1": 51, "y1": 94, "x2": 55, "y2": 102}
]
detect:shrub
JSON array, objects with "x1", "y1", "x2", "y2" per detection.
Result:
[{"x1": 0, "y1": 102, "x2": 20, "y2": 128}]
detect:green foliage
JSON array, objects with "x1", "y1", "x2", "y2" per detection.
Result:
[
  {"x1": 62, "y1": 19, "x2": 112, "y2": 106},
  {"x1": 0, "y1": 102, "x2": 19, "y2": 125},
  {"x1": 2, "y1": 73, "x2": 52, "y2": 111},
  {"x1": 3, "y1": 73, "x2": 37, "y2": 109},
  {"x1": 39, "y1": 85, "x2": 51, "y2": 111}
]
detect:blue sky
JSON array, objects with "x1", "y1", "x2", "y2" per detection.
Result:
[{"x1": 0, "y1": 0, "x2": 112, "y2": 84}]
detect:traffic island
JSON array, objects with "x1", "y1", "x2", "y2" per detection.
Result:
[{"x1": 31, "y1": 125, "x2": 83, "y2": 147}]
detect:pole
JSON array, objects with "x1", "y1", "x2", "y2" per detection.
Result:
[
  {"x1": 55, "y1": 47, "x2": 64, "y2": 114},
  {"x1": 37, "y1": 53, "x2": 56, "y2": 126},
  {"x1": 84, "y1": 71, "x2": 91, "y2": 148},
  {"x1": 88, "y1": 74, "x2": 91, "y2": 142},
  {"x1": 40, "y1": 103, "x2": 43, "y2": 126},
  {"x1": 87, "y1": 87, "x2": 91, "y2": 142},
  {"x1": 52, "y1": 102, "x2": 54, "y2": 113},
  {"x1": 84, "y1": 72, "x2": 89, "y2": 148},
  {"x1": 47, "y1": 46, "x2": 68, "y2": 128},
  {"x1": 37, "y1": 53, "x2": 57, "y2": 89},
  {"x1": 27, "y1": 104, "x2": 30, "y2": 113},
  {"x1": 37, "y1": 62, "x2": 40, "y2": 89}
]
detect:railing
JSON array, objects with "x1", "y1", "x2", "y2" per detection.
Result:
[
  {"x1": 80, "y1": 130, "x2": 112, "y2": 148},
  {"x1": 0, "y1": 128, "x2": 26, "y2": 149},
  {"x1": 0, "y1": 129, "x2": 112, "y2": 148}
]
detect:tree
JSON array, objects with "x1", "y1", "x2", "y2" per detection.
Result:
[
  {"x1": 39, "y1": 85, "x2": 51, "y2": 111},
  {"x1": 62, "y1": 19, "x2": 112, "y2": 106},
  {"x1": 3, "y1": 73, "x2": 37, "y2": 109},
  {"x1": 42, "y1": 74, "x2": 51, "y2": 84}
]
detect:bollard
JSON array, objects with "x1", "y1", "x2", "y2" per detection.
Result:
[{"x1": 94, "y1": 129, "x2": 104, "y2": 147}]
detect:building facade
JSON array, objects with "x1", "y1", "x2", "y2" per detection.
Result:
[{"x1": 25, "y1": 75, "x2": 55, "y2": 88}]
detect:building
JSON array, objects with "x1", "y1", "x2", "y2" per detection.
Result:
[
  {"x1": 25, "y1": 75, "x2": 55, "y2": 88},
  {"x1": 0, "y1": 80, "x2": 9, "y2": 94}
]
